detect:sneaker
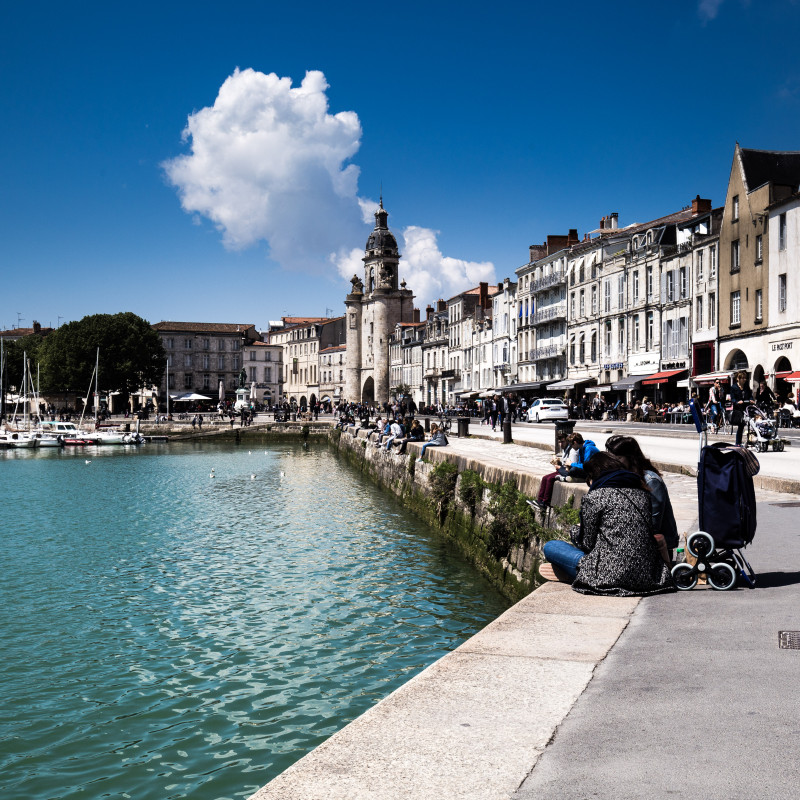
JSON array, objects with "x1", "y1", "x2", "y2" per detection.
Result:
[
  {"x1": 526, "y1": 499, "x2": 546, "y2": 511},
  {"x1": 416, "y1": 457, "x2": 423, "y2": 463}
]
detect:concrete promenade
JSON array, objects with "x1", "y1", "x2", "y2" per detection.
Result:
[{"x1": 248, "y1": 422, "x2": 800, "y2": 799}]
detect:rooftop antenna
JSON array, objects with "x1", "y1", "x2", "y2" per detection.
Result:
[
  {"x1": 16, "y1": 313, "x2": 23, "y2": 329},
  {"x1": 57, "y1": 316, "x2": 63, "y2": 328},
  {"x1": 325, "y1": 307, "x2": 333, "y2": 318}
]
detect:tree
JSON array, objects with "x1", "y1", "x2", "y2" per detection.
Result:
[
  {"x1": 1, "y1": 334, "x2": 45, "y2": 392},
  {"x1": 40, "y1": 312, "x2": 166, "y2": 407}
]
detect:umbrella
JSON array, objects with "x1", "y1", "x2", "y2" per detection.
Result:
[
  {"x1": 218, "y1": 380, "x2": 225, "y2": 403},
  {"x1": 250, "y1": 382, "x2": 257, "y2": 402},
  {"x1": 170, "y1": 392, "x2": 213, "y2": 401}
]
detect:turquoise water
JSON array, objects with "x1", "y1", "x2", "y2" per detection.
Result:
[{"x1": 0, "y1": 441, "x2": 508, "y2": 799}]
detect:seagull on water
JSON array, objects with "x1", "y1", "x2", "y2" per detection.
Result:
[
  {"x1": 251, "y1": 474, "x2": 256, "y2": 480},
  {"x1": 85, "y1": 460, "x2": 92, "y2": 464}
]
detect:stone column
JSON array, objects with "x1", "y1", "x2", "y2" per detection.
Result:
[
  {"x1": 344, "y1": 296, "x2": 362, "y2": 402},
  {"x1": 372, "y1": 292, "x2": 390, "y2": 406}
]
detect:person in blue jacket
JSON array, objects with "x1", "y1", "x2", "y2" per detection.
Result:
[{"x1": 566, "y1": 432, "x2": 599, "y2": 481}]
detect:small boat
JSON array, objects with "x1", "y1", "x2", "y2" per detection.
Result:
[
  {"x1": 36, "y1": 421, "x2": 99, "y2": 445},
  {"x1": 0, "y1": 430, "x2": 39, "y2": 448}
]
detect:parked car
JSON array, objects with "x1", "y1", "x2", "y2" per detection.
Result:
[{"x1": 526, "y1": 398, "x2": 569, "y2": 423}]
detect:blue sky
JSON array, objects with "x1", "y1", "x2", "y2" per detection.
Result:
[{"x1": 3, "y1": 0, "x2": 800, "y2": 333}]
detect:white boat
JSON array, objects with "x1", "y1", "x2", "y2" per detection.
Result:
[
  {"x1": 0, "y1": 430, "x2": 39, "y2": 448},
  {"x1": 36, "y1": 420, "x2": 99, "y2": 445}
]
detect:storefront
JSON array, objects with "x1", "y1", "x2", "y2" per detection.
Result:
[{"x1": 641, "y1": 368, "x2": 688, "y2": 404}]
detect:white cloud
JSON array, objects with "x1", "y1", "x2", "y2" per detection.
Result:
[
  {"x1": 698, "y1": 0, "x2": 724, "y2": 20},
  {"x1": 165, "y1": 67, "x2": 494, "y2": 305}
]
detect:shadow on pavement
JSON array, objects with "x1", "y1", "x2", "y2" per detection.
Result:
[{"x1": 750, "y1": 569, "x2": 800, "y2": 588}]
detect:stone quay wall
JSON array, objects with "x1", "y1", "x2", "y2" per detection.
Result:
[{"x1": 329, "y1": 424, "x2": 588, "y2": 602}]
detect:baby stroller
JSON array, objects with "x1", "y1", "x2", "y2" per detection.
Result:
[
  {"x1": 744, "y1": 403, "x2": 783, "y2": 452},
  {"x1": 672, "y1": 442, "x2": 757, "y2": 591}
]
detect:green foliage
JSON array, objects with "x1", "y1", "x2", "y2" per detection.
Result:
[
  {"x1": 38, "y1": 312, "x2": 165, "y2": 404},
  {"x1": 1, "y1": 334, "x2": 45, "y2": 391},
  {"x1": 486, "y1": 479, "x2": 541, "y2": 558},
  {"x1": 553, "y1": 494, "x2": 580, "y2": 530},
  {"x1": 428, "y1": 461, "x2": 459, "y2": 509},
  {"x1": 407, "y1": 453, "x2": 416, "y2": 476},
  {"x1": 458, "y1": 469, "x2": 486, "y2": 515}
]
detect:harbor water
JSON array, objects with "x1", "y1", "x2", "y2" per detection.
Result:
[{"x1": 0, "y1": 441, "x2": 509, "y2": 799}]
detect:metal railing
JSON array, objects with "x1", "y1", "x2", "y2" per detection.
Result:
[
  {"x1": 532, "y1": 270, "x2": 565, "y2": 292},
  {"x1": 529, "y1": 344, "x2": 566, "y2": 361},
  {"x1": 532, "y1": 304, "x2": 567, "y2": 324}
]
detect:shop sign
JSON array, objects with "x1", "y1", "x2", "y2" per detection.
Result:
[
  {"x1": 661, "y1": 361, "x2": 687, "y2": 370},
  {"x1": 628, "y1": 352, "x2": 660, "y2": 375},
  {"x1": 602, "y1": 362, "x2": 624, "y2": 370},
  {"x1": 771, "y1": 340, "x2": 794, "y2": 352}
]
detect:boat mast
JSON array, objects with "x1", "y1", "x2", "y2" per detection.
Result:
[
  {"x1": 166, "y1": 362, "x2": 170, "y2": 419},
  {"x1": 95, "y1": 347, "x2": 100, "y2": 426}
]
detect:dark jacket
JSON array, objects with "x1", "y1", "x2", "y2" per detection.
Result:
[
  {"x1": 644, "y1": 470, "x2": 679, "y2": 549},
  {"x1": 570, "y1": 486, "x2": 675, "y2": 597},
  {"x1": 729, "y1": 382, "x2": 753, "y2": 423}
]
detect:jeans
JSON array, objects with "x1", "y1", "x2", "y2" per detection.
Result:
[
  {"x1": 542, "y1": 540, "x2": 584, "y2": 581},
  {"x1": 420, "y1": 441, "x2": 446, "y2": 458}
]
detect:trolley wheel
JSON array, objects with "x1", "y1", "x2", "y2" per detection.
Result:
[
  {"x1": 777, "y1": 441, "x2": 785, "y2": 452},
  {"x1": 707, "y1": 561, "x2": 737, "y2": 591},
  {"x1": 687, "y1": 531, "x2": 715, "y2": 560},
  {"x1": 672, "y1": 563, "x2": 698, "y2": 591}
]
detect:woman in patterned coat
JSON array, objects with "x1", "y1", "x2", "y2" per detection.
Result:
[{"x1": 542, "y1": 452, "x2": 675, "y2": 597}]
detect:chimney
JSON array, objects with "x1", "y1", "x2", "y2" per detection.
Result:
[
  {"x1": 479, "y1": 281, "x2": 488, "y2": 309},
  {"x1": 529, "y1": 243, "x2": 547, "y2": 262},
  {"x1": 610, "y1": 213, "x2": 618, "y2": 229},
  {"x1": 413, "y1": 308, "x2": 420, "y2": 323},
  {"x1": 600, "y1": 216, "x2": 606, "y2": 230},
  {"x1": 568, "y1": 228, "x2": 579, "y2": 245},
  {"x1": 437, "y1": 299, "x2": 447, "y2": 312},
  {"x1": 691, "y1": 195, "x2": 712, "y2": 215},
  {"x1": 33, "y1": 321, "x2": 41, "y2": 333},
  {"x1": 426, "y1": 304, "x2": 434, "y2": 320}
]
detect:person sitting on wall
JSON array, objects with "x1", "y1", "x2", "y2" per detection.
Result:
[
  {"x1": 395, "y1": 419, "x2": 425, "y2": 454},
  {"x1": 382, "y1": 418, "x2": 405, "y2": 451},
  {"x1": 541, "y1": 452, "x2": 676, "y2": 596},
  {"x1": 562, "y1": 432, "x2": 599, "y2": 483},
  {"x1": 529, "y1": 433, "x2": 580, "y2": 511},
  {"x1": 416, "y1": 424, "x2": 449, "y2": 463}
]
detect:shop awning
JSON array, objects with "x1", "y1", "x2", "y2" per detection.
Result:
[
  {"x1": 782, "y1": 371, "x2": 800, "y2": 383},
  {"x1": 611, "y1": 375, "x2": 643, "y2": 391},
  {"x1": 775, "y1": 371, "x2": 793, "y2": 379},
  {"x1": 692, "y1": 370, "x2": 732, "y2": 386},
  {"x1": 642, "y1": 369, "x2": 687, "y2": 386},
  {"x1": 511, "y1": 381, "x2": 552, "y2": 392},
  {"x1": 547, "y1": 377, "x2": 596, "y2": 391},
  {"x1": 592, "y1": 385, "x2": 614, "y2": 393}
]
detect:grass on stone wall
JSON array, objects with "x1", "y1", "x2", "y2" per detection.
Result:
[
  {"x1": 458, "y1": 469, "x2": 486, "y2": 516},
  {"x1": 429, "y1": 461, "x2": 459, "y2": 518}
]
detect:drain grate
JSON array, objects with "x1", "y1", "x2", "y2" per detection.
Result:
[{"x1": 779, "y1": 631, "x2": 800, "y2": 650}]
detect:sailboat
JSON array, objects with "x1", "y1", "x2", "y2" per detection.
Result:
[{"x1": 0, "y1": 353, "x2": 40, "y2": 448}]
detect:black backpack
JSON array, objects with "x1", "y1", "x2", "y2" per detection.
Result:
[{"x1": 698, "y1": 443, "x2": 758, "y2": 549}]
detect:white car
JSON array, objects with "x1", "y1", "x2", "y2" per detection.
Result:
[{"x1": 526, "y1": 398, "x2": 569, "y2": 423}]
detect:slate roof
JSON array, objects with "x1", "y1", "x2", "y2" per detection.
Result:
[
  {"x1": 153, "y1": 321, "x2": 257, "y2": 334},
  {"x1": 740, "y1": 147, "x2": 800, "y2": 193}
]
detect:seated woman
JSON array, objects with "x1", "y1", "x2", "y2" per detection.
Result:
[
  {"x1": 394, "y1": 419, "x2": 424, "y2": 454},
  {"x1": 605, "y1": 434, "x2": 679, "y2": 562},
  {"x1": 416, "y1": 424, "x2": 448, "y2": 462},
  {"x1": 541, "y1": 452, "x2": 675, "y2": 596}
]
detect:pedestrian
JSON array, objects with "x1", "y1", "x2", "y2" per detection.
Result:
[
  {"x1": 191, "y1": 415, "x2": 197, "y2": 430},
  {"x1": 729, "y1": 371, "x2": 753, "y2": 446}
]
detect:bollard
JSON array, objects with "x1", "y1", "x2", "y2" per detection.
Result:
[
  {"x1": 424, "y1": 417, "x2": 430, "y2": 432},
  {"x1": 457, "y1": 417, "x2": 470, "y2": 438},
  {"x1": 503, "y1": 416, "x2": 513, "y2": 444}
]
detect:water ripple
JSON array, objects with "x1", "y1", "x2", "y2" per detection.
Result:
[{"x1": 0, "y1": 442, "x2": 508, "y2": 799}]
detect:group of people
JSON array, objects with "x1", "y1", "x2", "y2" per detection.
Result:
[{"x1": 539, "y1": 433, "x2": 679, "y2": 597}]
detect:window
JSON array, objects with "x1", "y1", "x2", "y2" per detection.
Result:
[
  {"x1": 579, "y1": 289, "x2": 585, "y2": 317},
  {"x1": 647, "y1": 264, "x2": 654, "y2": 298},
  {"x1": 646, "y1": 311, "x2": 654, "y2": 350},
  {"x1": 184, "y1": 354, "x2": 192, "y2": 367},
  {"x1": 218, "y1": 340, "x2": 226, "y2": 351},
  {"x1": 249, "y1": 366, "x2": 257, "y2": 382},
  {"x1": 604, "y1": 280, "x2": 611, "y2": 312},
  {"x1": 709, "y1": 293, "x2": 716, "y2": 327},
  {"x1": 202, "y1": 354, "x2": 209, "y2": 369},
  {"x1": 605, "y1": 321, "x2": 612, "y2": 356},
  {"x1": 202, "y1": 338, "x2": 210, "y2": 350},
  {"x1": 617, "y1": 275, "x2": 624, "y2": 309},
  {"x1": 591, "y1": 284, "x2": 598, "y2": 314},
  {"x1": 579, "y1": 335, "x2": 585, "y2": 363},
  {"x1": 666, "y1": 271, "x2": 675, "y2": 302},
  {"x1": 165, "y1": 337, "x2": 174, "y2": 349},
  {"x1": 167, "y1": 373, "x2": 175, "y2": 390},
  {"x1": 731, "y1": 291, "x2": 741, "y2": 325},
  {"x1": 780, "y1": 213, "x2": 787, "y2": 250},
  {"x1": 183, "y1": 373, "x2": 193, "y2": 389},
  {"x1": 696, "y1": 297, "x2": 703, "y2": 330},
  {"x1": 633, "y1": 316, "x2": 640, "y2": 350},
  {"x1": 203, "y1": 374, "x2": 210, "y2": 389},
  {"x1": 696, "y1": 250, "x2": 704, "y2": 280},
  {"x1": 756, "y1": 234, "x2": 763, "y2": 262},
  {"x1": 233, "y1": 354, "x2": 240, "y2": 370},
  {"x1": 755, "y1": 289, "x2": 763, "y2": 322},
  {"x1": 618, "y1": 319, "x2": 624, "y2": 356},
  {"x1": 731, "y1": 240, "x2": 740, "y2": 273},
  {"x1": 570, "y1": 338, "x2": 575, "y2": 364},
  {"x1": 710, "y1": 245, "x2": 717, "y2": 278},
  {"x1": 590, "y1": 332, "x2": 597, "y2": 363},
  {"x1": 217, "y1": 355, "x2": 225, "y2": 370},
  {"x1": 732, "y1": 195, "x2": 739, "y2": 221},
  {"x1": 184, "y1": 338, "x2": 192, "y2": 349},
  {"x1": 250, "y1": 351, "x2": 256, "y2": 361},
  {"x1": 779, "y1": 274, "x2": 787, "y2": 312},
  {"x1": 570, "y1": 292, "x2": 575, "y2": 318},
  {"x1": 232, "y1": 340, "x2": 240, "y2": 351},
  {"x1": 264, "y1": 366, "x2": 271, "y2": 382},
  {"x1": 680, "y1": 267, "x2": 687, "y2": 299},
  {"x1": 633, "y1": 270, "x2": 639, "y2": 303}
]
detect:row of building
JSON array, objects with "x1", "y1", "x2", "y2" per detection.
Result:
[{"x1": 82, "y1": 145, "x2": 800, "y2": 410}]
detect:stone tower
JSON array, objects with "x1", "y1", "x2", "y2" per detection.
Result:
[{"x1": 344, "y1": 199, "x2": 414, "y2": 405}]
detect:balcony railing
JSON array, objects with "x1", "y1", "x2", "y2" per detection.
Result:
[
  {"x1": 531, "y1": 270, "x2": 565, "y2": 292},
  {"x1": 529, "y1": 343, "x2": 566, "y2": 361},
  {"x1": 532, "y1": 304, "x2": 567, "y2": 324},
  {"x1": 424, "y1": 368, "x2": 440, "y2": 379}
]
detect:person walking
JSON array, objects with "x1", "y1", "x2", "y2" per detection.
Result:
[{"x1": 729, "y1": 371, "x2": 753, "y2": 446}]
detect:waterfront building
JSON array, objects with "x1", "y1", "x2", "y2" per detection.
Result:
[
  {"x1": 490, "y1": 278, "x2": 518, "y2": 390},
  {"x1": 421, "y1": 301, "x2": 450, "y2": 407},
  {"x1": 515, "y1": 232, "x2": 577, "y2": 395},
  {"x1": 388, "y1": 317, "x2": 425, "y2": 406},
  {"x1": 243, "y1": 339, "x2": 282, "y2": 406},
  {"x1": 153, "y1": 321, "x2": 259, "y2": 399},
  {"x1": 269, "y1": 316, "x2": 345, "y2": 409},
  {"x1": 717, "y1": 145, "x2": 800, "y2": 392},
  {"x1": 344, "y1": 200, "x2": 416, "y2": 405},
  {"x1": 447, "y1": 282, "x2": 494, "y2": 401},
  {"x1": 318, "y1": 344, "x2": 347, "y2": 406}
]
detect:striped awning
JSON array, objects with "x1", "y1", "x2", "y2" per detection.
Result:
[{"x1": 642, "y1": 369, "x2": 687, "y2": 386}]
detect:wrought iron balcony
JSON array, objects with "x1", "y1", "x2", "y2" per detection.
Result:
[
  {"x1": 532, "y1": 270, "x2": 566, "y2": 292},
  {"x1": 529, "y1": 343, "x2": 566, "y2": 361},
  {"x1": 532, "y1": 304, "x2": 567, "y2": 324}
]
